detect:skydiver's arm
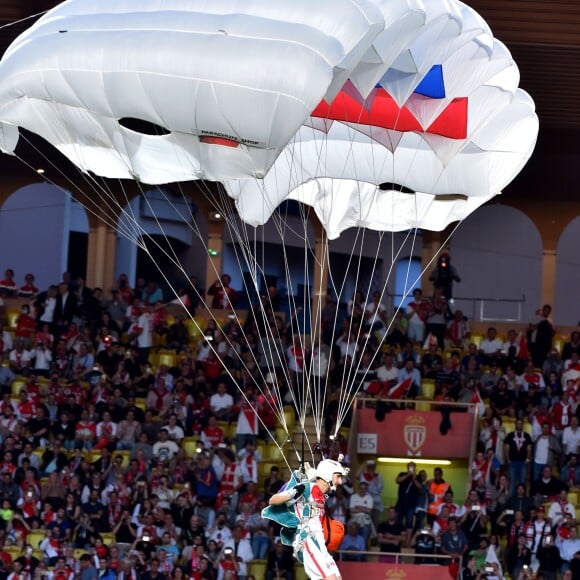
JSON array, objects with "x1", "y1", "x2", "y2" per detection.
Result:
[{"x1": 268, "y1": 484, "x2": 305, "y2": 506}]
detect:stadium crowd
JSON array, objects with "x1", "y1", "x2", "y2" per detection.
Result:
[{"x1": 0, "y1": 266, "x2": 578, "y2": 580}]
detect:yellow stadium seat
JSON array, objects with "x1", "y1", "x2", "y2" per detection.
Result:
[
  {"x1": 100, "y1": 532, "x2": 116, "y2": 546},
  {"x1": 182, "y1": 437, "x2": 202, "y2": 457},
  {"x1": 415, "y1": 398, "x2": 431, "y2": 412},
  {"x1": 6, "y1": 310, "x2": 19, "y2": 330},
  {"x1": 3, "y1": 545, "x2": 22, "y2": 559},
  {"x1": 113, "y1": 450, "x2": 130, "y2": 466},
  {"x1": 247, "y1": 560, "x2": 267, "y2": 578},
  {"x1": 471, "y1": 333, "x2": 484, "y2": 349},
  {"x1": 421, "y1": 378, "x2": 436, "y2": 400},
  {"x1": 11, "y1": 378, "x2": 27, "y2": 396},
  {"x1": 26, "y1": 530, "x2": 46, "y2": 550},
  {"x1": 295, "y1": 563, "x2": 308, "y2": 580},
  {"x1": 135, "y1": 397, "x2": 146, "y2": 411},
  {"x1": 157, "y1": 351, "x2": 177, "y2": 368},
  {"x1": 283, "y1": 406, "x2": 296, "y2": 432},
  {"x1": 266, "y1": 443, "x2": 284, "y2": 462}
]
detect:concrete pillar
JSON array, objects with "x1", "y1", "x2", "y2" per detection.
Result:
[
  {"x1": 541, "y1": 249, "x2": 557, "y2": 308},
  {"x1": 86, "y1": 222, "x2": 117, "y2": 290},
  {"x1": 204, "y1": 219, "x2": 224, "y2": 308},
  {"x1": 310, "y1": 218, "x2": 329, "y2": 343}
]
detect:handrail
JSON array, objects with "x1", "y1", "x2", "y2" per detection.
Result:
[
  {"x1": 356, "y1": 396, "x2": 477, "y2": 411},
  {"x1": 336, "y1": 549, "x2": 452, "y2": 563},
  {"x1": 387, "y1": 290, "x2": 526, "y2": 323}
]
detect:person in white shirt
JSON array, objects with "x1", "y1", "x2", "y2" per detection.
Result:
[
  {"x1": 209, "y1": 382, "x2": 234, "y2": 420},
  {"x1": 547, "y1": 489, "x2": 576, "y2": 529},
  {"x1": 563, "y1": 416, "x2": 580, "y2": 456},
  {"x1": 375, "y1": 353, "x2": 399, "y2": 384},
  {"x1": 219, "y1": 524, "x2": 254, "y2": 579},
  {"x1": 480, "y1": 327, "x2": 504, "y2": 364},
  {"x1": 349, "y1": 481, "x2": 374, "y2": 547},
  {"x1": 557, "y1": 525, "x2": 580, "y2": 571}
]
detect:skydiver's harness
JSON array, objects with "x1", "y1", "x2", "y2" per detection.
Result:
[{"x1": 292, "y1": 489, "x2": 326, "y2": 561}]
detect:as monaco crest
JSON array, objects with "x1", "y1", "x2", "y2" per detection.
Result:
[{"x1": 404, "y1": 415, "x2": 426, "y2": 456}]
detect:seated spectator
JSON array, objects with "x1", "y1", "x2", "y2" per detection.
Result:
[
  {"x1": 410, "y1": 524, "x2": 437, "y2": 564},
  {"x1": 265, "y1": 539, "x2": 294, "y2": 580},
  {"x1": 209, "y1": 382, "x2": 234, "y2": 422},
  {"x1": 339, "y1": 521, "x2": 366, "y2": 561},
  {"x1": 421, "y1": 343, "x2": 443, "y2": 379},
  {"x1": 531, "y1": 466, "x2": 564, "y2": 507},
  {"x1": 557, "y1": 524, "x2": 580, "y2": 574},
  {"x1": 439, "y1": 516, "x2": 469, "y2": 566},
  {"x1": 18, "y1": 273, "x2": 39, "y2": 298},
  {"x1": 376, "y1": 507, "x2": 404, "y2": 564},
  {"x1": 561, "y1": 454, "x2": 580, "y2": 488},
  {"x1": 151, "y1": 429, "x2": 180, "y2": 466},
  {"x1": 480, "y1": 327, "x2": 504, "y2": 366},
  {"x1": 165, "y1": 315, "x2": 189, "y2": 351}
]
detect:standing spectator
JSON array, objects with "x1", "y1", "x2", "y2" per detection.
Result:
[
  {"x1": 558, "y1": 525, "x2": 580, "y2": 575},
  {"x1": 425, "y1": 287, "x2": 450, "y2": 349},
  {"x1": 562, "y1": 416, "x2": 580, "y2": 457},
  {"x1": 426, "y1": 467, "x2": 451, "y2": 523},
  {"x1": 526, "y1": 506, "x2": 551, "y2": 574},
  {"x1": 405, "y1": 289, "x2": 429, "y2": 344},
  {"x1": 358, "y1": 459, "x2": 384, "y2": 530},
  {"x1": 532, "y1": 422, "x2": 561, "y2": 482},
  {"x1": 54, "y1": 283, "x2": 78, "y2": 337},
  {"x1": 504, "y1": 419, "x2": 533, "y2": 495},
  {"x1": 18, "y1": 273, "x2": 39, "y2": 299},
  {"x1": 528, "y1": 304, "x2": 555, "y2": 368},
  {"x1": 207, "y1": 275, "x2": 237, "y2": 310},
  {"x1": 349, "y1": 481, "x2": 373, "y2": 547},
  {"x1": 439, "y1": 516, "x2": 469, "y2": 566},
  {"x1": 394, "y1": 462, "x2": 420, "y2": 546},
  {"x1": 0, "y1": 269, "x2": 16, "y2": 297}
]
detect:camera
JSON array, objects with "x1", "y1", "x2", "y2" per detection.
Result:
[
  {"x1": 142, "y1": 534, "x2": 151, "y2": 542},
  {"x1": 471, "y1": 504, "x2": 481, "y2": 511},
  {"x1": 505, "y1": 509, "x2": 514, "y2": 516},
  {"x1": 224, "y1": 547, "x2": 233, "y2": 555}
]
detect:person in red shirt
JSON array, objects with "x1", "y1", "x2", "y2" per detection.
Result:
[
  {"x1": 200, "y1": 415, "x2": 224, "y2": 450},
  {"x1": 14, "y1": 306, "x2": 36, "y2": 346},
  {"x1": 207, "y1": 274, "x2": 237, "y2": 310},
  {"x1": 18, "y1": 274, "x2": 39, "y2": 299},
  {"x1": 0, "y1": 269, "x2": 16, "y2": 297}
]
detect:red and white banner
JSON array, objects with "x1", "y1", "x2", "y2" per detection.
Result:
[
  {"x1": 338, "y1": 562, "x2": 453, "y2": 579},
  {"x1": 356, "y1": 408, "x2": 476, "y2": 458}
]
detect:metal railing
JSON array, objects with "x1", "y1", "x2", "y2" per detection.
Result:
[
  {"x1": 389, "y1": 292, "x2": 527, "y2": 323},
  {"x1": 336, "y1": 549, "x2": 451, "y2": 564}
]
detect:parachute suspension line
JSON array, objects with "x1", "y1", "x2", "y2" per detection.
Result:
[
  {"x1": 0, "y1": 11, "x2": 50, "y2": 30},
  {"x1": 332, "y1": 221, "x2": 466, "y2": 435}
]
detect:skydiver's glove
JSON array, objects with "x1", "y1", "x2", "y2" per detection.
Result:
[{"x1": 287, "y1": 483, "x2": 306, "y2": 503}]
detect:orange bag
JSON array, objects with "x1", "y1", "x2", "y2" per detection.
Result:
[{"x1": 322, "y1": 513, "x2": 345, "y2": 552}]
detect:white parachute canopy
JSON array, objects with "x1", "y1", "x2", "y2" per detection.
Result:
[{"x1": 0, "y1": 0, "x2": 386, "y2": 182}]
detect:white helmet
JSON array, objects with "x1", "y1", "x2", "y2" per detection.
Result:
[{"x1": 315, "y1": 459, "x2": 345, "y2": 484}]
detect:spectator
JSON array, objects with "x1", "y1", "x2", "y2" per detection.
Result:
[
  {"x1": 504, "y1": 419, "x2": 533, "y2": 495},
  {"x1": 208, "y1": 275, "x2": 237, "y2": 310},
  {"x1": 376, "y1": 506, "x2": 404, "y2": 563},
  {"x1": 348, "y1": 481, "x2": 373, "y2": 548},
  {"x1": 339, "y1": 521, "x2": 366, "y2": 561},
  {"x1": 265, "y1": 539, "x2": 294, "y2": 579},
  {"x1": 394, "y1": 461, "x2": 420, "y2": 546},
  {"x1": 439, "y1": 516, "x2": 469, "y2": 566}
]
